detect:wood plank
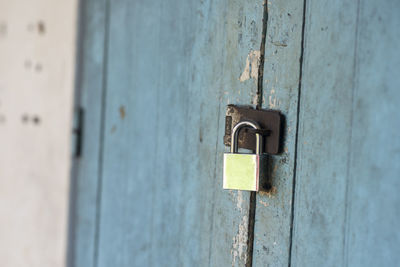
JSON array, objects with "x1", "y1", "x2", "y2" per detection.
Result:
[
  {"x1": 95, "y1": 0, "x2": 265, "y2": 266},
  {"x1": 290, "y1": 0, "x2": 360, "y2": 265},
  {"x1": 68, "y1": 0, "x2": 108, "y2": 266},
  {"x1": 345, "y1": 1, "x2": 400, "y2": 265},
  {"x1": 291, "y1": 0, "x2": 400, "y2": 266},
  {"x1": 252, "y1": 0, "x2": 305, "y2": 266}
]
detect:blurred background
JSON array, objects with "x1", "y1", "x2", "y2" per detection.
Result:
[
  {"x1": 1, "y1": 0, "x2": 399, "y2": 267},
  {"x1": 0, "y1": 0, "x2": 76, "y2": 266}
]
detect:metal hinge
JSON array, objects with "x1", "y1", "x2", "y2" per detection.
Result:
[{"x1": 72, "y1": 107, "x2": 84, "y2": 158}]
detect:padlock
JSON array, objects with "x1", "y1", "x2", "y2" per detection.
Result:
[{"x1": 223, "y1": 120, "x2": 267, "y2": 191}]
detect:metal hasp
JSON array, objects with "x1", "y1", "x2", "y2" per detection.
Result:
[{"x1": 224, "y1": 105, "x2": 282, "y2": 154}]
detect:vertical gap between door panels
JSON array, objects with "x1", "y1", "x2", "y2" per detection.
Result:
[
  {"x1": 343, "y1": 0, "x2": 361, "y2": 266},
  {"x1": 66, "y1": 0, "x2": 87, "y2": 264},
  {"x1": 93, "y1": 0, "x2": 111, "y2": 266},
  {"x1": 246, "y1": 2, "x2": 268, "y2": 267},
  {"x1": 288, "y1": 0, "x2": 307, "y2": 266}
]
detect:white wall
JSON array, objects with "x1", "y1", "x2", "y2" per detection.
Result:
[{"x1": 0, "y1": 0, "x2": 77, "y2": 266}]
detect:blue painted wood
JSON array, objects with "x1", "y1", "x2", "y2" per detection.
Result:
[
  {"x1": 251, "y1": 1, "x2": 304, "y2": 266},
  {"x1": 291, "y1": 1, "x2": 360, "y2": 264},
  {"x1": 343, "y1": 1, "x2": 400, "y2": 265},
  {"x1": 71, "y1": 1, "x2": 400, "y2": 266},
  {"x1": 68, "y1": 0, "x2": 107, "y2": 266},
  {"x1": 291, "y1": 0, "x2": 400, "y2": 266},
  {"x1": 88, "y1": 0, "x2": 265, "y2": 266}
]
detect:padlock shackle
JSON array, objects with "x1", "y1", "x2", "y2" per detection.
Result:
[{"x1": 231, "y1": 120, "x2": 263, "y2": 154}]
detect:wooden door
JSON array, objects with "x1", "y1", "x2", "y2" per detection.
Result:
[
  {"x1": 289, "y1": 1, "x2": 400, "y2": 266},
  {"x1": 69, "y1": 0, "x2": 400, "y2": 266}
]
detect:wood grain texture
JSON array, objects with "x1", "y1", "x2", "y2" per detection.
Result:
[
  {"x1": 291, "y1": 0, "x2": 400, "y2": 266},
  {"x1": 344, "y1": 1, "x2": 400, "y2": 265},
  {"x1": 252, "y1": 0, "x2": 304, "y2": 266},
  {"x1": 87, "y1": 0, "x2": 265, "y2": 266},
  {"x1": 291, "y1": 0, "x2": 361, "y2": 265},
  {"x1": 68, "y1": 0, "x2": 108, "y2": 266}
]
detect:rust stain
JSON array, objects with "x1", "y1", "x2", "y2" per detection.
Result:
[
  {"x1": 259, "y1": 186, "x2": 277, "y2": 198},
  {"x1": 272, "y1": 41, "x2": 287, "y2": 47},
  {"x1": 119, "y1": 106, "x2": 126, "y2": 119},
  {"x1": 272, "y1": 164, "x2": 278, "y2": 175}
]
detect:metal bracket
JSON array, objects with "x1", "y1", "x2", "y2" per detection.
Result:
[
  {"x1": 72, "y1": 107, "x2": 84, "y2": 158},
  {"x1": 224, "y1": 105, "x2": 282, "y2": 154}
]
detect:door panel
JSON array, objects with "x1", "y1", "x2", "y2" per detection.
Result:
[
  {"x1": 290, "y1": 0, "x2": 359, "y2": 265},
  {"x1": 72, "y1": 0, "x2": 266, "y2": 266},
  {"x1": 99, "y1": 1, "x2": 264, "y2": 266},
  {"x1": 291, "y1": 0, "x2": 400, "y2": 266},
  {"x1": 345, "y1": 2, "x2": 400, "y2": 265},
  {"x1": 252, "y1": 1, "x2": 304, "y2": 266},
  {"x1": 68, "y1": 0, "x2": 108, "y2": 266}
]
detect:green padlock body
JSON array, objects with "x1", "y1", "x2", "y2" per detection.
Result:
[{"x1": 223, "y1": 153, "x2": 267, "y2": 191}]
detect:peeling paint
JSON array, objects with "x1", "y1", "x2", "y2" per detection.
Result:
[
  {"x1": 252, "y1": 93, "x2": 258, "y2": 105},
  {"x1": 231, "y1": 215, "x2": 249, "y2": 267},
  {"x1": 230, "y1": 190, "x2": 249, "y2": 266},
  {"x1": 239, "y1": 50, "x2": 261, "y2": 84},
  {"x1": 236, "y1": 190, "x2": 244, "y2": 212},
  {"x1": 269, "y1": 95, "x2": 278, "y2": 107},
  {"x1": 268, "y1": 87, "x2": 278, "y2": 108}
]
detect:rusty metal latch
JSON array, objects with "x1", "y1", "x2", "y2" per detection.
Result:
[{"x1": 223, "y1": 105, "x2": 282, "y2": 155}]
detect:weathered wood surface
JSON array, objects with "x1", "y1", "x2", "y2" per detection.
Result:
[
  {"x1": 252, "y1": 1, "x2": 304, "y2": 266},
  {"x1": 71, "y1": 0, "x2": 400, "y2": 266},
  {"x1": 68, "y1": 0, "x2": 108, "y2": 266},
  {"x1": 71, "y1": 0, "x2": 266, "y2": 266},
  {"x1": 0, "y1": 0, "x2": 77, "y2": 266},
  {"x1": 291, "y1": 0, "x2": 400, "y2": 266}
]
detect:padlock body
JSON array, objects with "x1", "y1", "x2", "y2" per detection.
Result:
[{"x1": 223, "y1": 153, "x2": 267, "y2": 191}]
